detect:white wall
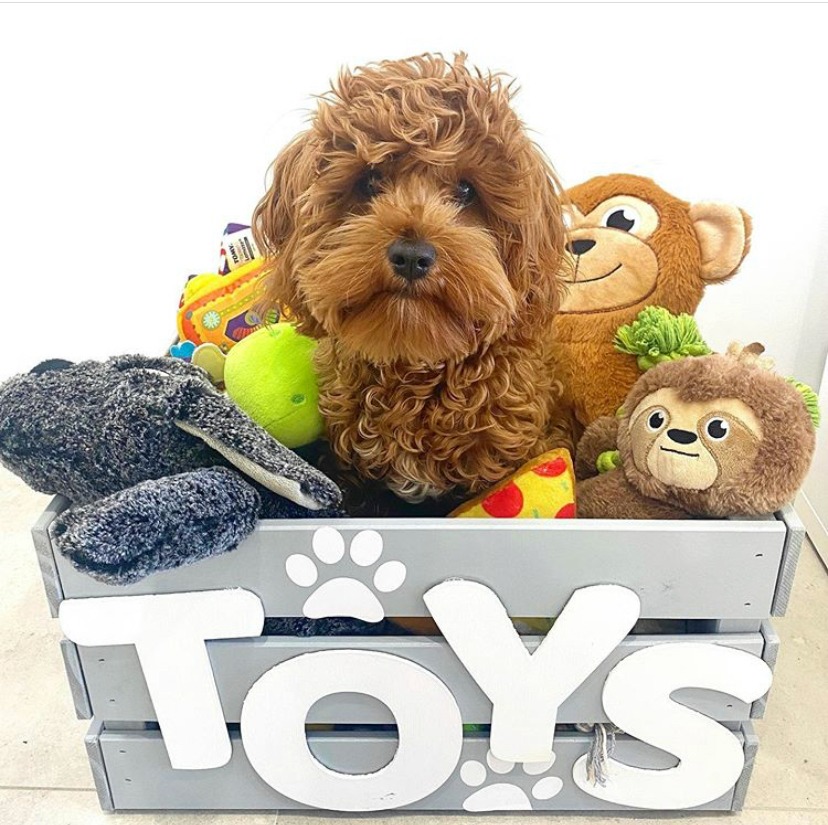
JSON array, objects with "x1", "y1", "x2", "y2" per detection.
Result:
[
  {"x1": 798, "y1": 354, "x2": 828, "y2": 563},
  {"x1": 1, "y1": 3, "x2": 827, "y2": 385}
]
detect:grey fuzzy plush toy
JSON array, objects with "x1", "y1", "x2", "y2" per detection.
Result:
[{"x1": 0, "y1": 355, "x2": 344, "y2": 584}]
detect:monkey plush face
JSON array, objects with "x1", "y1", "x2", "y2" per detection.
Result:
[
  {"x1": 628, "y1": 387, "x2": 762, "y2": 491},
  {"x1": 560, "y1": 175, "x2": 750, "y2": 316},
  {"x1": 561, "y1": 195, "x2": 661, "y2": 313}
]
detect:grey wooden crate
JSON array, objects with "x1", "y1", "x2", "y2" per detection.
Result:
[
  {"x1": 31, "y1": 495, "x2": 69, "y2": 618},
  {"x1": 86, "y1": 720, "x2": 757, "y2": 812},
  {"x1": 32, "y1": 499, "x2": 805, "y2": 815},
  {"x1": 64, "y1": 625, "x2": 778, "y2": 726}
]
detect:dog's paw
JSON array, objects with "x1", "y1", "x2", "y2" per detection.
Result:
[
  {"x1": 285, "y1": 527, "x2": 406, "y2": 622},
  {"x1": 460, "y1": 749, "x2": 563, "y2": 812}
]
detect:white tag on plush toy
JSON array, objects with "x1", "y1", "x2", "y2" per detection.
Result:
[{"x1": 218, "y1": 224, "x2": 260, "y2": 274}]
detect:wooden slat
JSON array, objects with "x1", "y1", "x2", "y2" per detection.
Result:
[
  {"x1": 732, "y1": 721, "x2": 759, "y2": 811},
  {"x1": 772, "y1": 505, "x2": 806, "y2": 616},
  {"x1": 74, "y1": 631, "x2": 766, "y2": 726},
  {"x1": 94, "y1": 724, "x2": 746, "y2": 812},
  {"x1": 751, "y1": 621, "x2": 780, "y2": 719},
  {"x1": 60, "y1": 639, "x2": 92, "y2": 720},
  {"x1": 84, "y1": 720, "x2": 114, "y2": 812},
  {"x1": 50, "y1": 515, "x2": 786, "y2": 620},
  {"x1": 30, "y1": 495, "x2": 70, "y2": 617}
]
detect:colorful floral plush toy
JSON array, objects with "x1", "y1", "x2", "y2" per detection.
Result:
[
  {"x1": 170, "y1": 223, "x2": 279, "y2": 360},
  {"x1": 176, "y1": 257, "x2": 271, "y2": 353}
]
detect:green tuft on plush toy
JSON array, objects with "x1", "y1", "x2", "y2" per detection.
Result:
[
  {"x1": 223, "y1": 324, "x2": 324, "y2": 449},
  {"x1": 787, "y1": 378, "x2": 821, "y2": 428},
  {"x1": 614, "y1": 306, "x2": 711, "y2": 372}
]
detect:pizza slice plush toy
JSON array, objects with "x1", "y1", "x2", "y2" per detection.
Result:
[{"x1": 450, "y1": 449, "x2": 576, "y2": 519}]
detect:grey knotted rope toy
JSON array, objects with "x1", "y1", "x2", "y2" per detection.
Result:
[{"x1": 0, "y1": 355, "x2": 344, "y2": 583}]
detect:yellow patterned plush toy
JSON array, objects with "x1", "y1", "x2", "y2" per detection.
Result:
[
  {"x1": 450, "y1": 449, "x2": 576, "y2": 519},
  {"x1": 168, "y1": 222, "x2": 283, "y2": 360},
  {"x1": 176, "y1": 257, "x2": 272, "y2": 353}
]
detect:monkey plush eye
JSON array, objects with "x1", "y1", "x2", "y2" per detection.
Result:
[
  {"x1": 454, "y1": 179, "x2": 477, "y2": 207},
  {"x1": 601, "y1": 205, "x2": 641, "y2": 233},
  {"x1": 355, "y1": 169, "x2": 383, "y2": 199},
  {"x1": 647, "y1": 408, "x2": 668, "y2": 432},
  {"x1": 706, "y1": 418, "x2": 730, "y2": 440}
]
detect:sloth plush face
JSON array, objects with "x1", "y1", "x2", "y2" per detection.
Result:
[
  {"x1": 616, "y1": 347, "x2": 817, "y2": 517},
  {"x1": 628, "y1": 387, "x2": 763, "y2": 491}
]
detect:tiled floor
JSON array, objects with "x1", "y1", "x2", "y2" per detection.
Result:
[{"x1": 1, "y1": 464, "x2": 826, "y2": 824}]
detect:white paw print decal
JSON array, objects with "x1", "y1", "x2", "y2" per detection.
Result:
[
  {"x1": 285, "y1": 528, "x2": 406, "y2": 622},
  {"x1": 460, "y1": 749, "x2": 563, "y2": 811}
]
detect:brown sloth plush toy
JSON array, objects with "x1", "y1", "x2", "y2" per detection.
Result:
[
  {"x1": 555, "y1": 174, "x2": 752, "y2": 433},
  {"x1": 576, "y1": 343, "x2": 819, "y2": 519}
]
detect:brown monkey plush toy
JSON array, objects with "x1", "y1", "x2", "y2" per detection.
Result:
[
  {"x1": 576, "y1": 343, "x2": 819, "y2": 519},
  {"x1": 555, "y1": 174, "x2": 752, "y2": 432}
]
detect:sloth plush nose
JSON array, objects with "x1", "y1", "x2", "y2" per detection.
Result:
[
  {"x1": 388, "y1": 239, "x2": 437, "y2": 282},
  {"x1": 567, "y1": 239, "x2": 596, "y2": 256},
  {"x1": 667, "y1": 428, "x2": 698, "y2": 445}
]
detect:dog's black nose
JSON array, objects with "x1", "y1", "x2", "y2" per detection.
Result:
[
  {"x1": 388, "y1": 239, "x2": 437, "y2": 281},
  {"x1": 667, "y1": 428, "x2": 698, "y2": 445},
  {"x1": 567, "y1": 239, "x2": 596, "y2": 256}
]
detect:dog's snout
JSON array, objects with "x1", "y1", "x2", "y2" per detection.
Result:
[
  {"x1": 567, "y1": 239, "x2": 596, "y2": 257},
  {"x1": 388, "y1": 239, "x2": 437, "y2": 282},
  {"x1": 667, "y1": 428, "x2": 698, "y2": 445}
]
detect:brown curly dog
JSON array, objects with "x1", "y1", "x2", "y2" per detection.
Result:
[{"x1": 253, "y1": 54, "x2": 568, "y2": 503}]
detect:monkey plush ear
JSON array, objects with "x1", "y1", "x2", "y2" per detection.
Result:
[{"x1": 688, "y1": 202, "x2": 752, "y2": 282}]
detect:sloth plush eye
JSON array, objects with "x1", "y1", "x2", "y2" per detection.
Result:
[
  {"x1": 355, "y1": 169, "x2": 383, "y2": 199},
  {"x1": 602, "y1": 205, "x2": 640, "y2": 233},
  {"x1": 647, "y1": 408, "x2": 668, "y2": 432},
  {"x1": 706, "y1": 418, "x2": 730, "y2": 440},
  {"x1": 454, "y1": 179, "x2": 477, "y2": 207}
]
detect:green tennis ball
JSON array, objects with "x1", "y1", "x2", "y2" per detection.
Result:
[{"x1": 224, "y1": 324, "x2": 324, "y2": 449}]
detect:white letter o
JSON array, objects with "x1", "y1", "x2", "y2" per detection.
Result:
[{"x1": 240, "y1": 649, "x2": 463, "y2": 811}]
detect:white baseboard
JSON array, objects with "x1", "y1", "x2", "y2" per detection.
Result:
[{"x1": 795, "y1": 491, "x2": 828, "y2": 567}]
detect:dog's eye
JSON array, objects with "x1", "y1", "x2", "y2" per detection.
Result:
[
  {"x1": 601, "y1": 205, "x2": 640, "y2": 233},
  {"x1": 355, "y1": 170, "x2": 382, "y2": 199},
  {"x1": 454, "y1": 179, "x2": 477, "y2": 207}
]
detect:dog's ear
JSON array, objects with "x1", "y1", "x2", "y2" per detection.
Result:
[
  {"x1": 506, "y1": 150, "x2": 568, "y2": 329},
  {"x1": 253, "y1": 133, "x2": 326, "y2": 337}
]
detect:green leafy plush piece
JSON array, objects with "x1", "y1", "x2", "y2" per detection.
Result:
[
  {"x1": 787, "y1": 378, "x2": 821, "y2": 428},
  {"x1": 614, "y1": 306, "x2": 711, "y2": 372},
  {"x1": 596, "y1": 449, "x2": 622, "y2": 474}
]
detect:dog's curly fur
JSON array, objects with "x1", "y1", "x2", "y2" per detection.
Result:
[{"x1": 254, "y1": 54, "x2": 568, "y2": 501}]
